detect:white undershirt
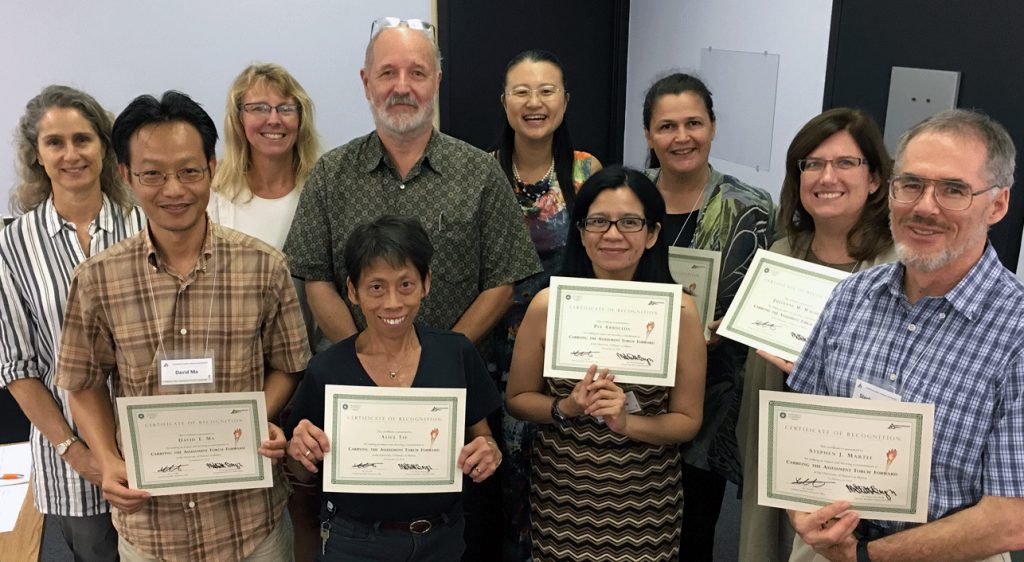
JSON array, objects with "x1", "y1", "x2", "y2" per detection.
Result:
[{"x1": 207, "y1": 188, "x2": 301, "y2": 251}]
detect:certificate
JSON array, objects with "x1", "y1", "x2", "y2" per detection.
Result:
[
  {"x1": 117, "y1": 392, "x2": 272, "y2": 496},
  {"x1": 323, "y1": 385, "x2": 466, "y2": 494},
  {"x1": 545, "y1": 276, "x2": 681, "y2": 386},
  {"x1": 717, "y1": 249, "x2": 850, "y2": 362},
  {"x1": 668, "y1": 247, "x2": 721, "y2": 338},
  {"x1": 758, "y1": 391, "x2": 934, "y2": 522}
]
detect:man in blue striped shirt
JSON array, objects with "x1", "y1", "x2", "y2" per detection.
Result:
[{"x1": 786, "y1": 109, "x2": 1024, "y2": 562}]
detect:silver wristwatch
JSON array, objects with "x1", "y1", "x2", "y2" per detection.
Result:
[{"x1": 56, "y1": 435, "x2": 80, "y2": 456}]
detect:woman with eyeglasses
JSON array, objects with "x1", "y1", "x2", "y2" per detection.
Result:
[
  {"x1": 210, "y1": 63, "x2": 321, "y2": 251},
  {"x1": 209, "y1": 62, "x2": 323, "y2": 561},
  {"x1": 285, "y1": 215, "x2": 502, "y2": 562},
  {"x1": 736, "y1": 108, "x2": 896, "y2": 561},
  {"x1": 507, "y1": 165, "x2": 706, "y2": 562},
  {"x1": 641, "y1": 72, "x2": 774, "y2": 559},
  {"x1": 491, "y1": 48, "x2": 601, "y2": 561}
]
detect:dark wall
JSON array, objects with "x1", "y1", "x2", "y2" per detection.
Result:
[
  {"x1": 824, "y1": 0, "x2": 1024, "y2": 270},
  {"x1": 1, "y1": 390, "x2": 30, "y2": 444},
  {"x1": 437, "y1": 0, "x2": 630, "y2": 164}
]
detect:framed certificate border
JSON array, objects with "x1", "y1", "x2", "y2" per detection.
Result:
[
  {"x1": 668, "y1": 247, "x2": 721, "y2": 338},
  {"x1": 718, "y1": 249, "x2": 850, "y2": 362},
  {"x1": 118, "y1": 392, "x2": 272, "y2": 496},
  {"x1": 545, "y1": 276, "x2": 681, "y2": 386},
  {"x1": 758, "y1": 391, "x2": 934, "y2": 522},
  {"x1": 323, "y1": 385, "x2": 467, "y2": 494}
]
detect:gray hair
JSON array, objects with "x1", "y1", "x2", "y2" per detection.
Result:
[
  {"x1": 894, "y1": 108, "x2": 1016, "y2": 188},
  {"x1": 363, "y1": 25, "x2": 442, "y2": 73}
]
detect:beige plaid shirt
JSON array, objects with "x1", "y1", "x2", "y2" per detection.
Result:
[{"x1": 57, "y1": 222, "x2": 309, "y2": 561}]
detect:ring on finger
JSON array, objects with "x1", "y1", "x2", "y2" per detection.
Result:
[{"x1": 304, "y1": 450, "x2": 312, "y2": 458}]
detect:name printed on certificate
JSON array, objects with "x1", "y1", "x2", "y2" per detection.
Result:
[
  {"x1": 117, "y1": 392, "x2": 272, "y2": 496},
  {"x1": 718, "y1": 249, "x2": 850, "y2": 362},
  {"x1": 544, "y1": 276, "x2": 681, "y2": 387},
  {"x1": 668, "y1": 247, "x2": 720, "y2": 338},
  {"x1": 758, "y1": 391, "x2": 934, "y2": 522},
  {"x1": 323, "y1": 385, "x2": 467, "y2": 494}
]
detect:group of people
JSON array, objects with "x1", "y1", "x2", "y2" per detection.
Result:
[{"x1": 1, "y1": 14, "x2": 1022, "y2": 562}]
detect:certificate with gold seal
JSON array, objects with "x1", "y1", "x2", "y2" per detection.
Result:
[
  {"x1": 117, "y1": 392, "x2": 272, "y2": 496},
  {"x1": 323, "y1": 385, "x2": 467, "y2": 494},
  {"x1": 718, "y1": 249, "x2": 851, "y2": 362},
  {"x1": 758, "y1": 391, "x2": 934, "y2": 522},
  {"x1": 544, "y1": 276, "x2": 681, "y2": 387}
]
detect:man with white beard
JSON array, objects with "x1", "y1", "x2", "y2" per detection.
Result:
[{"x1": 283, "y1": 16, "x2": 540, "y2": 560}]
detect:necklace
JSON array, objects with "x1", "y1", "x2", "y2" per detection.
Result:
[
  {"x1": 671, "y1": 191, "x2": 704, "y2": 247},
  {"x1": 512, "y1": 158, "x2": 555, "y2": 187}
]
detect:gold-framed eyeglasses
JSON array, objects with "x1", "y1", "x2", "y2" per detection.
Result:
[
  {"x1": 888, "y1": 174, "x2": 1001, "y2": 211},
  {"x1": 240, "y1": 102, "x2": 300, "y2": 117},
  {"x1": 579, "y1": 216, "x2": 648, "y2": 233},
  {"x1": 797, "y1": 156, "x2": 866, "y2": 173},
  {"x1": 370, "y1": 17, "x2": 436, "y2": 42},
  {"x1": 130, "y1": 167, "x2": 209, "y2": 187},
  {"x1": 505, "y1": 85, "x2": 564, "y2": 102}
]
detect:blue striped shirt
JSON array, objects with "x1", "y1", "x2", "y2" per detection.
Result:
[
  {"x1": 789, "y1": 244, "x2": 1024, "y2": 535},
  {"x1": 0, "y1": 195, "x2": 144, "y2": 516}
]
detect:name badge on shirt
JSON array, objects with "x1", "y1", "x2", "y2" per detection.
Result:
[
  {"x1": 160, "y1": 357, "x2": 214, "y2": 386},
  {"x1": 852, "y1": 378, "x2": 901, "y2": 402}
]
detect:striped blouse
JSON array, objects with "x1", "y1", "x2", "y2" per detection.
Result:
[{"x1": 0, "y1": 195, "x2": 144, "y2": 516}]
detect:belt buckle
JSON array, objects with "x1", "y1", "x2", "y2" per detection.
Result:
[{"x1": 408, "y1": 519, "x2": 432, "y2": 534}]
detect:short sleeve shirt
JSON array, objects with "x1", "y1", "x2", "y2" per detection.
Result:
[
  {"x1": 789, "y1": 245, "x2": 1024, "y2": 534},
  {"x1": 287, "y1": 324, "x2": 501, "y2": 522},
  {"x1": 55, "y1": 222, "x2": 311, "y2": 561},
  {"x1": 284, "y1": 130, "x2": 542, "y2": 331}
]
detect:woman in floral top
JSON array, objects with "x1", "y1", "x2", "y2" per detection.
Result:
[
  {"x1": 643, "y1": 72, "x2": 774, "y2": 561},
  {"x1": 493, "y1": 49, "x2": 600, "y2": 561}
]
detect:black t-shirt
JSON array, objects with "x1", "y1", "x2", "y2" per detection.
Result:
[
  {"x1": 663, "y1": 210, "x2": 700, "y2": 248},
  {"x1": 287, "y1": 323, "x2": 501, "y2": 522}
]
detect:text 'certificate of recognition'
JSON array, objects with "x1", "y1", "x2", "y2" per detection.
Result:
[
  {"x1": 758, "y1": 391, "x2": 934, "y2": 522},
  {"x1": 324, "y1": 385, "x2": 466, "y2": 494},
  {"x1": 668, "y1": 247, "x2": 720, "y2": 339},
  {"x1": 117, "y1": 392, "x2": 272, "y2": 496},
  {"x1": 545, "y1": 276, "x2": 681, "y2": 387},
  {"x1": 718, "y1": 249, "x2": 850, "y2": 362}
]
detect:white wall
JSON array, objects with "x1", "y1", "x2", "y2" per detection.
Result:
[
  {"x1": 0, "y1": 0, "x2": 431, "y2": 216},
  {"x1": 624, "y1": 0, "x2": 835, "y2": 200}
]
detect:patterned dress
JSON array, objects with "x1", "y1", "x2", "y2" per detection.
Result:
[
  {"x1": 496, "y1": 150, "x2": 599, "y2": 561},
  {"x1": 531, "y1": 377, "x2": 682, "y2": 562}
]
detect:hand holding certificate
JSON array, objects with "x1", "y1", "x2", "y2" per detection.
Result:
[
  {"x1": 757, "y1": 391, "x2": 934, "y2": 522},
  {"x1": 544, "y1": 276, "x2": 681, "y2": 386},
  {"x1": 718, "y1": 249, "x2": 850, "y2": 362},
  {"x1": 116, "y1": 392, "x2": 273, "y2": 496}
]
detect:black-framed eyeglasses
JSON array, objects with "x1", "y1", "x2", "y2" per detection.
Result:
[
  {"x1": 578, "y1": 216, "x2": 648, "y2": 233},
  {"x1": 888, "y1": 174, "x2": 1001, "y2": 211},
  {"x1": 797, "y1": 156, "x2": 866, "y2": 173},
  {"x1": 130, "y1": 167, "x2": 209, "y2": 187},
  {"x1": 240, "y1": 102, "x2": 300, "y2": 117},
  {"x1": 370, "y1": 17, "x2": 436, "y2": 42}
]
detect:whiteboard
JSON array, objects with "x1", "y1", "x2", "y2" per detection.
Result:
[
  {"x1": 699, "y1": 47, "x2": 780, "y2": 172},
  {"x1": 0, "y1": 0, "x2": 431, "y2": 215}
]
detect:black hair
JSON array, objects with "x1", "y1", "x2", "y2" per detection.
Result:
[
  {"x1": 642, "y1": 73, "x2": 714, "y2": 168},
  {"x1": 563, "y1": 165, "x2": 672, "y2": 283},
  {"x1": 111, "y1": 91, "x2": 218, "y2": 165},
  {"x1": 494, "y1": 49, "x2": 577, "y2": 209},
  {"x1": 344, "y1": 215, "x2": 433, "y2": 286}
]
